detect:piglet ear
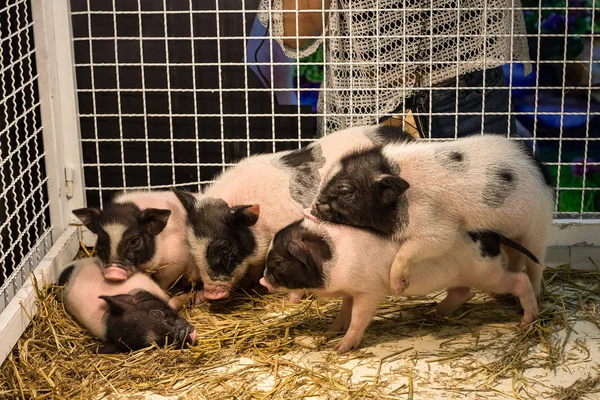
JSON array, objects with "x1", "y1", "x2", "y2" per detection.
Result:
[
  {"x1": 287, "y1": 240, "x2": 310, "y2": 268},
  {"x1": 100, "y1": 294, "x2": 137, "y2": 315},
  {"x1": 374, "y1": 174, "x2": 410, "y2": 206},
  {"x1": 150, "y1": 309, "x2": 165, "y2": 319},
  {"x1": 72, "y1": 207, "x2": 103, "y2": 234},
  {"x1": 172, "y1": 189, "x2": 197, "y2": 214},
  {"x1": 231, "y1": 204, "x2": 260, "y2": 227},
  {"x1": 139, "y1": 208, "x2": 171, "y2": 235}
]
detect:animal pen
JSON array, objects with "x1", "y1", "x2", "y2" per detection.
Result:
[{"x1": 1, "y1": 0, "x2": 600, "y2": 398}]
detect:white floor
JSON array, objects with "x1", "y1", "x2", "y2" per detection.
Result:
[{"x1": 132, "y1": 254, "x2": 600, "y2": 399}]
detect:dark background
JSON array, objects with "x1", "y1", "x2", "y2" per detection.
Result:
[
  {"x1": 70, "y1": 0, "x2": 316, "y2": 207},
  {"x1": 0, "y1": 0, "x2": 50, "y2": 295}
]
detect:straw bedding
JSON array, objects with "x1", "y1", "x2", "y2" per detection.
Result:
[{"x1": 1, "y1": 248, "x2": 599, "y2": 399}]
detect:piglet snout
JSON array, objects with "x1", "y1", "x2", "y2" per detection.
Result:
[
  {"x1": 303, "y1": 207, "x2": 319, "y2": 222},
  {"x1": 259, "y1": 277, "x2": 276, "y2": 293},
  {"x1": 103, "y1": 265, "x2": 129, "y2": 282},
  {"x1": 201, "y1": 283, "x2": 231, "y2": 300},
  {"x1": 313, "y1": 202, "x2": 331, "y2": 218},
  {"x1": 188, "y1": 329, "x2": 197, "y2": 344}
]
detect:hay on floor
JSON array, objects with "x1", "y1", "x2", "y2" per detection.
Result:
[{"x1": 1, "y1": 250, "x2": 600, "y2": 399}]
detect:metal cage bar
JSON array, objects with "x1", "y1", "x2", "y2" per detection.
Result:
[
  {"x1": 0, "y1": 0, "x2": 51, "y2": 312},
  {"x1": 0, "y1": 0, "x2": 84, "y2": 364},
  {"x1": 66, "y1": 0, "x2": 600, "y2": 221}
]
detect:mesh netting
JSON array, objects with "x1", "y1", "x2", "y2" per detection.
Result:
[{"x1": 260, "y1": 0, "x2": 531, "y2": 134}]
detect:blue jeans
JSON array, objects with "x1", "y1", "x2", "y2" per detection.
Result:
[{"x1": 408, "y1": 66, "x2": 516, "y2": 138}]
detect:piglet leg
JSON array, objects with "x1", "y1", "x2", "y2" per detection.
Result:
[
  {"x1": 240, "y1": 263, "x2": 265, "y2": 288},
  {"x1": 326, "y1": 297, "x2": 353, "y2": 333},
  {"x1": 434, "y1": 287, "x2": 471, "y2": 316},
  {"x1": 287, "y1": 291, "x2": 305, "y2": 304},
  {"x1": 477, "y1": 270, "x2": 538, "y2": 328},
  {"x1": 390, "y1": 226, "x2": 459, "y2": 296},
  {"x1": 168, "y1": 294, "x2": 188, "y2": 310},
  {"x1": 335, "y1": 294, "x2": 384, "y2": 353}
]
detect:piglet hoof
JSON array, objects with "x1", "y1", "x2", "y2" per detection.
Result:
[
  {"x1": 391, "y1": 278, "x2": 409, "y2": 297},
  {"x1": 334, "y1": 337, "x2": 360, "y2": 354},
  {"x1": 518, "y1": 314, "x2": 538, "y2": 329},
  {"x1": 287, "y1": 292, "x2": 304, "y2": 304},
  {"x1": 431, "y1": 305, "x2": 450, "y2": 318},
  {"x1": 194, "y1": 291, "x2": 207, "y2": 304}
]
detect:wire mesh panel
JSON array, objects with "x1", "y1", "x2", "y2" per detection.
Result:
[
  {"x1": 69, "y1": 0, "x2": 599, "y2": 218},
  {"x1": 0, "y1": 0, "x2": 52, "y2": 312}
]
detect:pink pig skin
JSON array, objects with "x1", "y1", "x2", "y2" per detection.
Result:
[
  {"x1": 59, "y1": 257, "x2": 171, "y2": 341},
  {"x1": 262, "y1": 220, "x2": 539, "y2": 353}
]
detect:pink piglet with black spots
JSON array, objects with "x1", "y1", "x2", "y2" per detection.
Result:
[
  {"x1": 260, "y1": 219, "x2": 540, "y2": 353},
  {"x1": 174, "y1": 125, "x2": 415, "y2": 302},
  {"x1": 73, "y1": 191, "x2": 197, "y2": 296}
]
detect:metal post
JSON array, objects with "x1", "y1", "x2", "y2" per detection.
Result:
[{"x1": 31, "y1": 0, "x2": 86, "y2": 243}]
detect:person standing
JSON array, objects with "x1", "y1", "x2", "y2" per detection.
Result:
[{"x1": 259, "y1": 0, "x2": 531, "y2": 138}]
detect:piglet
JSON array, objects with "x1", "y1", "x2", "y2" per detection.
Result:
[
  {"x1": 174, "y1": 125, "x2": 414, "y2": 301},
  {"x1": 310, "y1": 134, "x2": 555, "y2": 298},
  {"x1": 260, "y1": 219, "x2": 539, "y2": 353},
  {"x1": 58, "y1": 257, "x2": 196, "y2": 353},
  {"x1": 73, "y1": 190, "x2": 197, "y2": 290}
]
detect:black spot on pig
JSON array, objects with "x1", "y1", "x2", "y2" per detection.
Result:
[
  {"x1": 280, "y1": 144, "x2": 326, "y2": 208},
  {"x1": 395, "y1": 194, "x2": 410, "y2": 231},
  {"x1": 468, "y1": 231, "x2": 540, "y2": 263},
  {"x1": 72, "y1": 203, "x2": 171, "y2": 274},
  {"x1": 499, "y1": 170, "x2": 514, "y2": 182},
  {"x1": 173, "y1": 190, "x2": 259, "y2": 282},
  {"x1": 468, "y1": 231, "x2": 502, "y2": 258},
  {"x1": 434, "y1": 148, "x2": 468, "y2": 172},
  {"x1": 58, "y1": 265, "x2": 75, "y2": 287},
  {"x1": 99, "y1": 290, "x2": 195, "y2": 353},
  {"x1": 280, "y1": 144, "x2": 320, "y2": 169},
  {"x1": 368, "y1": 125, "x2": 415, "y2": 146},
  {"x1": 312, "y1": 149, "x2": 410, "y2": 236},
  {"x1": 264, "y1": 220, "x2": 331, "y2": 290},
  {"x1": 517, "y1": 141, "x2": 554, "y2": 192},
  {"x1": 482, "y1": 164, "x2": 518, "y2": 208}
]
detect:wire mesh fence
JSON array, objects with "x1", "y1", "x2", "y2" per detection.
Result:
[
  {"x1": 63, "y1": 0, "x2": 597, "y2": 216},
  {"x1": 0, "y1": 0, "x2": 52, "y2": 312}
]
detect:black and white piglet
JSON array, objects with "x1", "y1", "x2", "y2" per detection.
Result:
[
  {"x1": 174, "y1": 125, "x2": 414, "y2": 300},
  {"x1": 73, "y1": 191, "x2": 197, "y2": 290},
  {"x1": 58, "y1": 257, "x2": 196, "y2": 353},
  {"x1": 309, "y1": 135, "x2": 554, "y2": 298},
  {"x1": 260, "y1": 219, "x2": 540, "y2": 353}
]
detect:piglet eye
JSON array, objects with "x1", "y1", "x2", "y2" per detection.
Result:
[
  {"x1": 339, "y1": 190, "x2": 355, "y2": 200},
  {"x1": 130, "y1": 236, "x2": 141, "y2": 247},
  {"x1": 274, "y1": 260, "x2": 283, "y2": 268},
  {"x1": 338, "y1": 185, "x2": 355, "y2": 196},
  {"x1": 221, "y1": 245, "x2": 235, "y2": 257}
]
